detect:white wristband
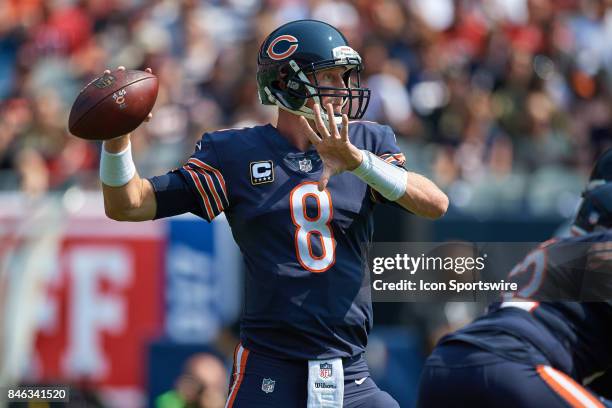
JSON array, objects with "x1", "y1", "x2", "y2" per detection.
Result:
[
  {"x1": 351, "y1": 150, "x2": 407, "y2": 201},
  {"x1": 100, "y1": 141, "x2": 136, "y2": 187}
]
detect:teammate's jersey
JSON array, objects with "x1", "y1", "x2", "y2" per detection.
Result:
[
  {"x1": 440, "y1": 232, "x2": 612, "y2": 380},
  {"x1": 149, "y1": 122, "x2": 405, "y2": 360}
]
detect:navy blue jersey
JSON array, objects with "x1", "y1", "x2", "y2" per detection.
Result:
[
  {"x1": 418, "y1": 341, "x2": 612, "y2": 408},
  {"x1": 441, "y1": 232, "x2": 612, "y2": 380},
  {"x1": 149, "y1": 122, "x2": 405, "y2": 360}
]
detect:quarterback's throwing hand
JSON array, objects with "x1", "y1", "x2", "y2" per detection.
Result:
[{"x1": 298, "y1": 103, "x2": 362, "y2": 191}]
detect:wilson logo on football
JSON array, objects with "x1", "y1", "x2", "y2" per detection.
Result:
[
  {"x1": 266, "y1": 35, "x2": 299, "y2": 60},
  {"x1": 93, "y1": 74, "x2": 115, "y2": 89}
]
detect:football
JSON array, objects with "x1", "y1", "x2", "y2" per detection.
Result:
[{"x1": 68, "y1": 69, "x2": 158, "y2": 140}]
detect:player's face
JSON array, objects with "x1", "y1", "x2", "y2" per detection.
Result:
[{"x1": 306, "y1": 66, "x2": 350, "y2": 114}]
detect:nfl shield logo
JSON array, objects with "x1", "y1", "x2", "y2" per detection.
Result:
[
  {"x1": 319, "y1": 362, "x2": 333, "y2": 379},
  {"x1": 298, "y1": 158, "x2": 312, "y2": 172},
  {"x1": 261, "y1": 378, "x2": 275, "y2": 393}
]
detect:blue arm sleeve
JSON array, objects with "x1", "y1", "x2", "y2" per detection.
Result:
[{"x1": 148, "y1": 170, "x2": 202, "y2": 219}]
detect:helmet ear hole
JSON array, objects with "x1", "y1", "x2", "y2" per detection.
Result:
[
  {"x1": 286, "y1": 78, "x2": 307, "y2": 95},
  {"x1": 278, "y1": 65, "x2": 305, "y2": 94}
]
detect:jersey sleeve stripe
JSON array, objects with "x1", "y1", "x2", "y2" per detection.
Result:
[
  {"x1": 537, "y1": 365, "x2": 605, "y2": 408},
  {"x1": 182, "y1": 166, "x2": 215, "y2": 220},
  {"x1": 186, "y1": 164, "x2": 225, "y2": 213},
  {"x1": 499, "y1": 300, "x2": 539, "y2": 313},
  {"x1": 379, "y1": 153, "x2": 406, "y2": 166},
  {"x1": 188, "y1": 158, "x2": 229, "y2": 203}
]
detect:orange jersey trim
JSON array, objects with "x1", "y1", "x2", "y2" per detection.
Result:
[{"x1": 537, "y1": 365, "x2": 604, "y2": 408}]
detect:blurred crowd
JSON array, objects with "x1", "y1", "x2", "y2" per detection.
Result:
[{"x1": 1, "y1": 0, "x2": 612, "y2": 216}]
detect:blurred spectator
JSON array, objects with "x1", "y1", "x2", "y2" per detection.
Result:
[{"x1": 155, "y1": 353, "x2": 228, "y2": 408}]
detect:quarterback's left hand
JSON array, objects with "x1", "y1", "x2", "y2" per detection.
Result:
[{"x1": 299, "y1": 103, "x2": 362, "y2": 191}]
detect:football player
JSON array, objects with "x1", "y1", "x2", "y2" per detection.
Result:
[
  {"x1": 555, "y1": 148, "x2": 612, "y2": 237},
  {"x1": 99, "y1": 20, "x2": 448, "y2": 407},
  {"x1": 417, "y1": 183, "x2": 612, "y2": 408}
]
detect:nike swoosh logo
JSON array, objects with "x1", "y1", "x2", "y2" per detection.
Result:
[{"x1": 354, "y1": 377, "x2": 367, "y2": 385}]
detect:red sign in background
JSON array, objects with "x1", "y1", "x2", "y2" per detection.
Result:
[{"x1": 29, "y1": 218, "x2": 165, "y2": 407}]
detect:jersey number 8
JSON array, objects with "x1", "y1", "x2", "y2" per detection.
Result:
[{"x1": 290, "y1": 182, "x2": 336, "y2": 273}]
